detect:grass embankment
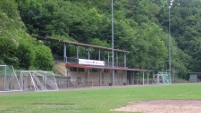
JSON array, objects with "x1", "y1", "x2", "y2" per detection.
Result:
[{"x1": 0, "y1": 84, "x2": 201, "y2": 113}]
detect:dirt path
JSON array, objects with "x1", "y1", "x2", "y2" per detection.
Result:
[{"x1": 113, "y1": 100, "x2": 201, "y2": 113}]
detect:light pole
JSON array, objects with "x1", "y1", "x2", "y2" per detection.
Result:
[
  {"x1": 169, "y1": 0, "x2": 174, "y2": 81},
  {"x1": 111, "y1": 0, "x2": 114, "y2": 86}
]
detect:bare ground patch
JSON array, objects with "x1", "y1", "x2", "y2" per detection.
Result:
[{"x1": 113, "y1": 100, "x2": 201, "y2": 113}]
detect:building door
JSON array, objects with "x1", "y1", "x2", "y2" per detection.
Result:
[
  {"x1": 197, "y1": 75, "x2": 201, "y2": 82},
  {"x1": 127, "y1": 71, "x2": 132, "y2": 85}
]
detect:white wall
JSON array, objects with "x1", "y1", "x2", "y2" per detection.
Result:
[
  {"x1": 189, "y1": 74, "x2": 197, "y2": 83},
  {"x1": 66, "y1": 68, "x2": 127, "y2": 86}
]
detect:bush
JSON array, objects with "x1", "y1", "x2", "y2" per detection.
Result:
[{"x1": 34, "y1": 45, "x2": 53, "y2": 70}]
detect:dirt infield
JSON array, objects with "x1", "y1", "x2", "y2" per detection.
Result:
[{"x1": 113, "y1": 100, "x2": 201, "y2": 113}]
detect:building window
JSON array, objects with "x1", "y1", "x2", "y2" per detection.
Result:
[
  {"x1": 70, "y1": 67, "x2": 77, "y2": 71},
  {"x1": 78, "y1": 68, "x2": 84, "y2": 72},
  {"x1": 104, "y1": 69, "x2": 109, "y2": 73},
  {"x1": 197, "y1": 75, "x2": 201, "y2": 82},
  {"x1": 91, "y1": 69, "x2": 97, "y2": 72}
]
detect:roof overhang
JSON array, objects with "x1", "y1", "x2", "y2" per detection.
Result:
[{"x1": 32, "y1": 35, "x2": 129, "y2": 53}]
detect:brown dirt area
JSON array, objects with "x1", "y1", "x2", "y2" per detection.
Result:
[{"x1": 113, "y1": 100, "x2": 201, "y2": 113}]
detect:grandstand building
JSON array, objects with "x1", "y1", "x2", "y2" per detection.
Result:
[{"x1": 34, "y1": 36, "x2": 148, "y2": 87}]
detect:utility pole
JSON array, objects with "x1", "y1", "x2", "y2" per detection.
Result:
[
  {"x1": 169, "y1": 0, "x2": 174, "y2": 82},
  {"x1": 111, "y1": 0, "x2": 115, "y2": 86}
]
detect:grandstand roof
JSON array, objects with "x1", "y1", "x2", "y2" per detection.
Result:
[{"x1": 33, "y1": 35, "x2": 129, "y2": 53}]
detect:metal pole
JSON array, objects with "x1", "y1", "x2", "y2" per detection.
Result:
[
  {"x1": 20, "y1": 71, "x2": 23, "y2": 90},
  {"x1": 4, "y1": 66, "x2": 7, "y2": 90},
  {"x1": 169, "y1": 0, "x2": 174, "y2": 81},
  {"x1": 63, "y1": 44, "x2": 67, "y2": 63},
  {"x1": 76, "y1": 46, "x2": 79, "y2": 59},
  {"x1": 111, "y1": 0, "x2": 115, "y2": 86},
  {"x1": 98, "y1": 49, "x2": 100, "y2": 60},
  {"x1": 143, "y1": 72, "x2": 144, "y2": 85},
  {"x1": 168, "y1": 5, "x2": 171, "y2": 76}
]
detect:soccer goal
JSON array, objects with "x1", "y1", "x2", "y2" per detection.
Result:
[
  {"x1": 0, "y1": 65, "x2": 22, "y2": 92},
  {"x1": 18, "y1": 70, "x2": 59, "y2": 91},
  {"x1": 154, "y1": 72, "x2": 172, "y2": 84}
]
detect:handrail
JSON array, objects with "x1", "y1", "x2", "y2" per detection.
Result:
[{"x1": 55, "y1": 56, "x2": 126, "y2": 67}]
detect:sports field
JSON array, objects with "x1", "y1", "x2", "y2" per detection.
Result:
[{"x1": 0, "y1": 83, "x2": 201, "y2": 113}]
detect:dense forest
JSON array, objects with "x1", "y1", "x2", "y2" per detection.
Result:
[{"x1": 1, "y1": 0, "x2": 201, "y2": 79}]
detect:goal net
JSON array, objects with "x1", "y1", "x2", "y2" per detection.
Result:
[
  {"x1": 0, "y1": 65, "x2": 22, "y2": 92},
  {"x1": 18, "y1": 70, "x2": 58, "y2": 91},
  {"x1": 154, "y1": 72, "x2": 172, "y2": 84}
]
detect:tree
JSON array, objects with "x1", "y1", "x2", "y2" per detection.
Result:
[
  {"x1": 34, "y1": 45, "x2": 53, "y2": 70},
  {"x1": 16, "y1": 38, "x2": 35, "y2": 69},
  {"x1": 16, "y1": 0, "x2": 201, "y2": 79},
  {"x1": 0, "y1": 0, "x2": 54, "y2": 70}
]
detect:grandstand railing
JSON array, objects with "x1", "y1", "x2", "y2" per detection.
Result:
[
  {"x1": 66, "y1": 57, "x2": 125, "y2": 67},
  {"x1": 55, "y1": 56, "x2": 126, "y2": 67}
]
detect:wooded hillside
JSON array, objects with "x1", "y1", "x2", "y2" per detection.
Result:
[{"x1": 1, "y1": 0, "x2": 201, "y2": 79}]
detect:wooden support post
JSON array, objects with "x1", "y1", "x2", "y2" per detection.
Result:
[
  {"x1": 124, "y1": 53, "x2": 126, "y2": 67},
  {"x1": 98, "y1": 49, "x2": 100, "y2": 61}
]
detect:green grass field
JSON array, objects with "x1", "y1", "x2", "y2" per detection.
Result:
[{"x1": 0, "y1": 83, "x2": 201, "y2": 113}]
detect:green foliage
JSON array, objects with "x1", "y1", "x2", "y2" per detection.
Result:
[
  {"x1": 0, "y1": 0, "x2": 21, "y2": 66},
  {"x1": 161, "y1": 0, "x2": 201, "y2": 72},
  {"x1": 44, "y1": 34, "x2": 78, "y2": 58},
  {"x1": 0, "y1": 37, "x2": 17, "y2": 58},
  {"x1": 0, "y1": 0, "x2": 19, "y2": 19},
  {"x1": 0, "y1": 0, "x2": 53, "y2": 70},
  {"x1": 34, "y1": 45, "x2": 53, "y2": 70},
  {"x1": 18, "y1": 0, "x2": 102, "y2": 43},
  {"x1": 127, "y1": 23, "x2": 168, "y2": 71},
  {"x1": 89, "y1": 38, "x2": 110, "y2": 47},
  {"x1": 16, "y1": 38, "x2": 35, "y2": 69},
  {"x1": 1, "y1": 0, "x2": 201, "y2": 78},
  {"x1": 89, "y1": 38, "x2": 110, "y2": 60}
]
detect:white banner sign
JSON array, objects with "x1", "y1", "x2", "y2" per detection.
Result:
[{"x1": 79, "y1": 59, "x2": 105, "y2": 66}]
